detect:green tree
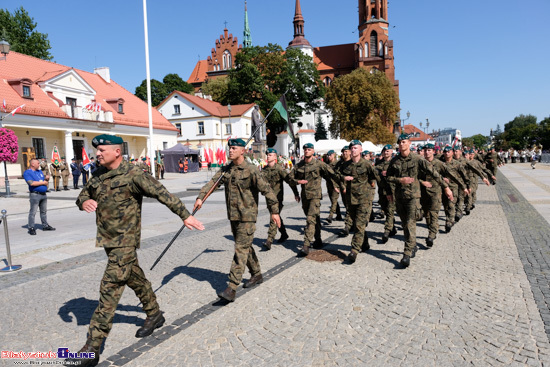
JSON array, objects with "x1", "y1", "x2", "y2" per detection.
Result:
[
  {"x1": 0, "y1": 6, "x2": 52, "y2": 60},
  {"x1": 504, "y1": 114, "x2": 537, "y2": 132},
  {"x1": 134, "y1": 79, "x2": 167, "y2": 107},
  {"x1": 463, "y1": 134, "x2": 488, "y2": 148},
  {"x1": 201, "y1": 77, "x2": 229, "y2": 104},
  {"x1": 325, "y1": 68, "x2": 399, "y2": 144},
  {"x1": 163, "y1": 73, "x2": 194, "y2": 95},
  {"x1": 314, "y1": 115, "x2": 328, "y2": 141},
  {"x1": 537, "y1": 116, "x2": 550, "y2": 149}
]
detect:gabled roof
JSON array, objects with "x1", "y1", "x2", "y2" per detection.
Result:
[
  {"x1": 404, "y1": 124, "x2": 431, "y2": 141},
  {"x1": 187, "y1": 60, "x2": 209, "y2": 85},
  {"x1": 0, "y1": 51, "x2": 176, "y2": 131},
  {"x1": 313, "y1": 43, "x2": 356, "y2": 72},
  {"x1": 159, "y1": 91, "x2": 255, "y2": 118}
]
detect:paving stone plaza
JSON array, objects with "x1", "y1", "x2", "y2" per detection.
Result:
[{"x1": 0, "y1": 163, "x2": 549, "y2": 366}]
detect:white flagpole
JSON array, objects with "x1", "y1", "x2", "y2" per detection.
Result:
[{"x1": 143, "y1": 0, "x2": 156, "y2": 178}]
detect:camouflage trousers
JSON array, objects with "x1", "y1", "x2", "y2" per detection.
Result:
[
  {"x1": 88, "y1": 247, "x2": 159, "y2": 348},
  {"x1": 442, "y1": 186, "x2": 459, "y2": 227},
  {"x1": 348, "y1": 200, "x2": 372, "y2": 253},
  {"x1": 378, "y1": 191, "x2": 396, "y2": 234},
  {"x1": 344, "y1": 189, "x2": 375, "y2": 232},
  {"x1": 420, "y1": 189, "x2": 442, "y2": 240},
  {"x1": 62, "y1": 175, "x2": 69, "y2": 187},
  {"x1": 228, "y1": 221, "x2": 260, "y2": 290},
  {"x1": 465, "y1": 179, "x2": 478, "y2": 211},
  {"x1": 301, "y1": 197, "x2": 321, "y2": 246},
  {"x1": 267, "y1": 202, "x2": 287, "y2": 241},
  {"x1": 327, "y1": 186, "x2": 341, "y2": 219},
  {"x1": 456, "y1": 189, "x2": 465, "y2": 217},
  {"x1": 395, "y1": 197, "x2": 418, "y2": 256}
]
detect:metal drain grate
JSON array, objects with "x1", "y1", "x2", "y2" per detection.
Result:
[{"x1": 306, "y1": 249, "x2": 347, "y2": 262}]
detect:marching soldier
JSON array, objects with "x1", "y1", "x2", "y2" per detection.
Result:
[
  {"x1": 339, "y1": 140, "x2": 378, "y2": 263},
  {"x1": 194, "y1": 138, "x2": 280, "y2": 302},
  {"x1": 336, "y1": 146, "x2": 353, "y2": 237},
  {"x1": 440, "y1": 146, "x2": 469, "y2": 232},
  {"x1": 484, "y1": 147, "x2": 500, "y2": 184},
  {"x1": 288, "y1": 143, "x2": 338, "y2": 255},
  {"x1": 452, "y1": 147, "x2": 470, "y2": 222},
  {"x1": 60, "y1": 157, "x2": 70, "y2": 190},
  {"x1": 385, "y1": 134, "x2": 452, "y2": 268},
  {"x1": 325, "y1": 150, "x2": 343, "y2": 223},
  {"x1": 260, "y1": 148, "x2": 299, "y2": 250},
  {"x1": 65, "y1": 134, "x2": 203, "y2": 367},
  {"x1": 375, "y1": 144, "x2": 397, "y2": 243},
  {"x1": 464, "y1": 149, "x2": 492, "y2": 214}
]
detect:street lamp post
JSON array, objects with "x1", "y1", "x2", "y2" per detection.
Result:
[{"x1": 401, "y1": 110, "x2": 410, "y2": 131}]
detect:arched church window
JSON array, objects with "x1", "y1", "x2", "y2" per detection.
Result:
[
  {"x1": 323, "y1": 77, "x2": 332, "y2": 86},
  {"x1": 370, "y1": 31, "x2": 378, "y2": 57},
  {"x1": 385, "y1": 44, "x2": 388, "y2": 56},
  {"x1": 365, "y1": 43, "x2": 368, "y2": 57},
  {"x1": 379, "y1": 41, "x2": 383, "y2": 56},
  {"x1": 359, "y1": 45, "x2": 363, "y2": 58},
  {"x1": 223, "y1": 50, "x2": 231, "y2": 70}
]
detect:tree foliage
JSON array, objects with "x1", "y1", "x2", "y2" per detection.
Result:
[
  {"x1": 494, "y1": 114, "x2": 550, "y2": 150},
  {"x1": 314, "y1": 115, "x2": 328, "y2": 141},
  {"x1": 201, "y1": 77, "x2": 229, "y2": 104},
  {"x1": 324, "y1": 68, "x2": 399, "y2": 144},
  {"x1": 0, "y1": 6, "x2": 52, "y2": 60},
  {"x1": 462, "y1": 134, "x2": 488, "y2": 148},
  {"x1": 134, "y1": 73, "x2": 193, "y2": 107}
]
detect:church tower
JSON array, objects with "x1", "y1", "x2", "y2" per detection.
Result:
[
  {"x1": 356, "y1": 0, "x2": 398, "y2": 94},
  {"x1": 243, "y1": 1, "x2": 252, "y2": 48},
  {"x1": 288, "y1": 0, "x2": 313, "y2": 58}
]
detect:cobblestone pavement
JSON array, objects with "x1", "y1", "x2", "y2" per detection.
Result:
[{"x1": 1, "y1": 164, "x2": 550, "y2": 366}]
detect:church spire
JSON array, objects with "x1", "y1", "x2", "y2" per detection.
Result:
[
  {"x1": 288, "y1": 0, "x2": 311, "y2": 48},
  {"x1": 243, "y1": 1, "x2": 252, "y2": 48}
]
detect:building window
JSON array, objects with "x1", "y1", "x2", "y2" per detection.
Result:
[
  {"x1": 370, "y1": 31, "x2": 378, "y2": 57},
  {"x1": 163, "y1": 142, "x2": 168, "y2": 150},
  {"x1": 246, "y1": 124, "x2": 249, "y2": 135},
  {"x1": 225, "y1": 123, "x2": 232, "y2": 135},
  {"x1": 359, "y1": 45, "x2": 362, "y2": 58},
  {"x1": 66, "y1": 97, "x2": 77, "y2": 117},
  {"x1": 174, "y1": 104, "x2": 180, "y2": 114},
  {"x1": 216, "y1": 123, "x2": 220, "y2": 135},
  {"x1": 118, "y1": 103, "x2": 124, "y2": 113},
  {"x1": 198, "y1": 121, "x2": 205, "y2": 135},
  {"x1": 23, "y1": 85, "x2": 31, "y2": 97},
  {"x1": 175, "y1": 123, "x2": 182, "y2": 136},
  {"x1": 32, "y1": 138, "x2": 45, "y2": 158},
  {"x1": 223, "y1": 50, "x2": 231, "y2": 70},
  {"x1": 379, "y1": 41, "x2": 383, "y2": 57},
  {"x1": 324, "y1": 77, "x2": 332, "y2": 87},
  {"x1": 122, "y1": 142, "x2": 129, "y2": 156}
]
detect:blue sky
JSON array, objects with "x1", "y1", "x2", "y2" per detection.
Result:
[{"x1": 3, "y1": 0, "x2": 549, "y2": 137}]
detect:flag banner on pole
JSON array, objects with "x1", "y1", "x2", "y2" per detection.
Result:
[
  {"x1": 2, "y1": 98, "x2": 6, "y2": 112},
  {"x1": 82, "y1": 148, "x2": 91, "y2": 168},
  {"x1": 10, "y1": 104, "x2": 25, "y2": 116},
  {"x1": 156, "y1": 149, "x2": 162, "y2": 164},
  {"x1": 51, "y1": 146, "x2": 61, "y2": 165},
  {"x1": 273, "y1": 95, "x2": 294, "y2": 142}
]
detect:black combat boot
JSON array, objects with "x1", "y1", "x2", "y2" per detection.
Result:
[
  {"x1": 400, "y1": 255, "x2": 410, "y2": 268},
  {"x1": 362, "y1": 235, "x2": 370, "y2": 252},
  {"x1": 300, "y1": 244, "x2": 310, "y2": 256},
  {"x1": 389, "y1": 227, "x2": 397, "y2": 237},
  {"x1": 445, "y1": 224, "x2": 452, "y2": 233},
  {"x1": 411, "y1": 246, "x2": 418, "y2": 258},
  {"x1": 64, "y1": 186, "x2": 69, "y2": 191},
  {"x1": 218, "y1": 287, "x2": 236, "y2": 302},
  {"x1": 277, "y1": 230, "x2": 289, "y2": 243},
  {"x1": 263, "y1": 239, "x2": 272, "y2": 251},
  {"x1": 244, "y1": 273, "x2": 263, "y2": 288},
  {"x1": 63, "y1": 343, "x2": 100, "y2": 367},
  {"x1": 426, "y1": 238, "x2": 434, "y2": 248},
  {"x1": 135, "y1": 311, "x2": 165, "y2": 338},
  {"x1": 326, "y1": 215, "x2": 333, "y2": 224},
  {"x1": 347, "y1": 251, "x2": 357, "y2": 264},
  {"x1": 381, "y1": 231, "x2": 390, "y2": 244},
  {"x1": 339, "y1": 228, "x2": 349, "y2": 237}
]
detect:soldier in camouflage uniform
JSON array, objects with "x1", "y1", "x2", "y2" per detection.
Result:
[
  {"x1": 50, "y1": 160, "x2": 61, "y2": 191},
  {"x1": 289, "y1": 143, "x2": 338, "y2": 256},
  {"x1": 194, "y1": 138, "x2": 280, "y2": 302},
  {"x1": 452, "y1": 146, "x2": 470, "y2": 221},
  {"x1": 335, "y1": 146, "x2": 354, "y2": 236},
  {"x1": 340, "y1": 140, "x2": 378, "y2": 263},
  {"x1": 260, "y1": 148, "x2": 299, "y2": 250},
  {"x1": 385, "y1": 134, "x2": 452, "y2": 268},
  {"x1": 39, "y1": 157, "x2": 51, "y2": 191},
  {"x1": 375, "y1": 144, "x2": 397, "y2": 243},
  {"x1": 440, "y1": 145, "x2": 469, "y2": 232},
  {"x1": 325, "y1": 150, "x2": 343, "y2": 223},
  {"x1": 464, "y1": 149, "x2": 492, "y2": 214},
  {"x1": 65, "y1": 134, "x2": 204, "y2": 367},
  {"x1": 484, "y1": 147, "x2": 500, "y2": 184},
  {"x1": 60, "y1": 157, "x2": 70, "y2": 190},
  {"x1": 140, "y1": 157, "x2": 150, "y2": 174}
]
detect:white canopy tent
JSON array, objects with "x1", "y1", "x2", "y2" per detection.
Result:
[{"x1": 313, "y1": 139, "x2": 383, "y2": 155}]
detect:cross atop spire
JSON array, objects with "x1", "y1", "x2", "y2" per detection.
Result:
[{"x1": 243, "y1": 1, "x2": 252, "y2": 48}]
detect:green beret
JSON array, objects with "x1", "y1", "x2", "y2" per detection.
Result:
[
  {"x1": 424, "y1": 143, "x2": 435, "y2": 149},
  {"x1": 443, "y1": 145, "x2": 452, "y2": 152},
  {"x1": 416, "y1": 145, "x2": 423, "y2": 151},
  {"x1": 349, "y1": 139, "x2": 362, "y2": 147},
  {"x1": 327, "y1": 150, "x2": 335, "y2": 156},
  {"x1": 361, "y1": 150, "x2": 368, "y2": 156},
  {"x1": 303, "y1": 143, "x2": 314, "y2": 149},
  {"x1": 341, "y1": 145, "x2": 350, "y2": 152},
  {"x1": 92, "y1": 134, "x2": 124, "y2": 148},
  {"x1": 228, "y1": 138, "x2": 246, "y2": 147},
  {"x1": 469, "y1": 149, "x2": 475, "y2": 154},
  {"x1": 130, "y1": 158, "x2": 135, "y2": 162},
  {"x1": 452, "y1": 145, "x2": 461, "y2": 151},
  {"x1": 266, "y1": 148, "x2": 277, "y2": 154},
  {"x1": 61, "y1": 156, "x2": 65, "y2": 159},
  {"x1": 142, "y1": 157, "x2": 147, "y2": 161},
  {"x1": 397, "y1": 133, "x2": 410, "y2": 142}
]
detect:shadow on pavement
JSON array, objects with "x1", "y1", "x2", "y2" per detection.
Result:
[{"x1": 58, "y1": 297, "x2": 143, "y2": 326}]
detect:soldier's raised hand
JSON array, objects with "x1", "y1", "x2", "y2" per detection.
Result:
[{"x1": 82, "y1": 199, "x2": 98, "y2": 213}]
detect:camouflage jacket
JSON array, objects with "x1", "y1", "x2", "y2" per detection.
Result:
[
  {"x1": 439, "y1": 158, "x2": 468, "y2": 191},
  {"x1": 484, "y1": 151, "x2": 499, "y2": 167},
  {"x1": 375, "y1": 158, "x2": 395, "y2": 196},
  {"x1": 260, "y1": 163, "x2": 299, "y2": 203},
  {"x1": 39, "y1": 161, "x2": 50, "y2": 176},
  {"x1": 289, "y1": 158, "x2": 338, "y2": 200},
  {"x1": 76, "y1": 160, "x2": 190, "y2": 248},
  {"x1": 466, "y1": 159, "x2": 491, "y2": 180},
  {"x1": 50, "y1": 163, "x2": 61, "y2": 177},
  {"x1": 198, "y1": 160, "x2": 279, "y2": 222},
  {"x1": 386, "y1": 153, "x2": 448, "y2": 200},
  {"x1": 339, "y1": 159, "x2": 378, "y2": 206},
  {"x1": 419, "y1": 159, "x2": 452, "y2": 196},
  {"x1": 325, "y1": 160, "x2": 338, "y2": 191},
  {"x1": 60, "y1": 162, "x2": 70, "y2": 177},
  {"x1": 334, "y1": 158, "x2": 351, "y2": 192}
]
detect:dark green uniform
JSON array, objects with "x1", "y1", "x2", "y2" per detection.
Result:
[
  {"x1": 386, "y1": 154, "x2": 448, "y2": 256},
  {"x1": 464, "y1": 158, "x2": 491, "y2": 212},
  {"x1": 340, "y1": 159, "x2": 378, "y2": 253},
  {"x1": 484, "y1": 150, "x2": 499, "y2": 177},
  {"x1": 439, "y1": 158, "x2": 468, "y2": 228},
  {"x1": 289, "y1": 158, "x2": 337, "y2": 247},
  {"x1": 375, "y1": 158, "x2": 396, "y2": 235},
  {"x1": 50, "y1": 163, "x2": 61, "y2": 191},
  {"x1": 453, "y1": 156, "x2": 470, "y2": 220},
  {"x1": 260, "y1": 163, "x2": 299, "y2": 242},
  {"x1": 198, "y1": 160, "x2": 279, "y2": 290},
  {"x1": 60, "y1": 161, "x2": 70, "y2": 189},
  {"x1": 326, "y1": 159, "x2": 342, "y2": 221},
  {"x1": 40, "y1": 160, "x2": 50, "y2": 190},
  {"x1": 76, "y1": 160, "x2": 191, "y2": 349},
  {"x1": 418, "y1": 159, "x2": 446, "y2": 241}
]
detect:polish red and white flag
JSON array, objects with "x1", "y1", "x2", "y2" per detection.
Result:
[{"x1": 10, "y1": 104, "x2": 25, "y2": 116}]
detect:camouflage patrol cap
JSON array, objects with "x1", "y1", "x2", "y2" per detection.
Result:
[
  {"x1": 349, "y1": 139, "x2": 362, "y2": 147},
  {"x1": 443, "y1": 145, "x2": 452, "y2": 152},
  {"x1": 266, "y1": 148, "x2": 277, "y2": 154},
  {"x1": 424, "y1": 143, "x2": 435, "y2": 149},
  {"x1": 228, "y1": 138, "x2": 246, "y2": 147},
  {"x1": 341, "y1": 145, "x2": 350, "y2": 152},
  {"x1": 303, "y1": 143, "x2": 314, "y2": 149},
  {"x1": 397, "y1": 133, "x2": 410, "y2": 142},
  {"x1": 327, "y1": 150, "x2": 335, "y2": 155},
  {"x1": 92, "y1": 134, "x2": 124, "y2": 148}
]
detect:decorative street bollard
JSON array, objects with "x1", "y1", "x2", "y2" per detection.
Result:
[{"x1": 1, "y1": 209, "x2": 22, "y2": 272}]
